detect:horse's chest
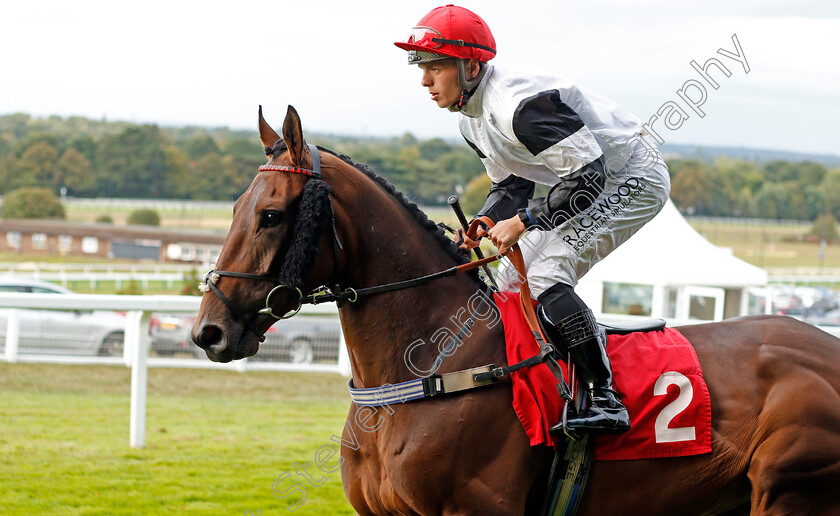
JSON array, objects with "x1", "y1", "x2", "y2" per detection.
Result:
[{"x1": 343, "y1": 415, "x2": 447, "y2": 514}]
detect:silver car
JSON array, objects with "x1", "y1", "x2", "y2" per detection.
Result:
[
  {"x1": 255, "y1": 316, "x2": 342, "y2": 364},
  {"x1": 152, "y1": 313, "x2": 342, "y2": 364},
  {"x1": 0, "y1": 278, "x2": 126, "y2": 356},
  {"x1": 150, "y1": 313, "x2": 200, "y2": 357}
]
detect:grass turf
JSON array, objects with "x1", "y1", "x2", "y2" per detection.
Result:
[{"x1": 0, "y1": 363, "x2": 356, "y2": 515}]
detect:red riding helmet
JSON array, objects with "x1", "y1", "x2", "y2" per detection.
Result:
[{"x1": 394, "y1": 5, "x2": 496, "y2": 64}]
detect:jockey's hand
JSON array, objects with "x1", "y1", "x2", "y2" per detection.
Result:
[
  {"x1": 487, "y1": 215, "x2": 527, "y2": 253},
  {"x1": 454, "y1": 227, "x2": 483, "y2": 251}
]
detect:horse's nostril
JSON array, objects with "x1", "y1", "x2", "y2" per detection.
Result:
[{"x1": 197, "y1": 324, "x2": 224, "y2": 349}]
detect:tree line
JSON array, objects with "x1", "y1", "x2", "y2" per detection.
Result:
[
  {"x1": 1, "y1": 113, "x2": 838, "y2": 221},
  {"x1": 0, "y1": 113, "x2": 482, "y2": 205},
  {"x1": 668, "y1": 158, "x2": 840, "y2": 221}
]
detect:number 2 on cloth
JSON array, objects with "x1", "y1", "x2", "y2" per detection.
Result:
[{"x1": 653, "y1": 371, "x2": 696, "y2": 443}]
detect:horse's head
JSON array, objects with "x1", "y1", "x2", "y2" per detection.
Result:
[{"x1": 191, "y1": 106, "x2": 339, "y2": 362}]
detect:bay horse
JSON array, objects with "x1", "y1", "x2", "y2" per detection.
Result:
[{"x1": 192, "y1": 106, "x2": 840, "y2": 515}]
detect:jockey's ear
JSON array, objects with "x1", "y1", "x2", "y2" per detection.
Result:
[
  {"x1": 282, "y1": 105, "x2": 310, "y2": 167},
  {"x1": 258, "y1": 105, "x2": 281, "y2": 151},
  {"x1": 467, "y1": 59, "x2": 481, "y2": 80}
]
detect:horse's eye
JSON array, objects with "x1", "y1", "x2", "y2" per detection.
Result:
[{"x1": 260, "y1": 210, "x2": 283, "y2": 228}]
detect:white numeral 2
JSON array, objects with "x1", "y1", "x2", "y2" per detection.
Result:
[{"x1": 653, "y1": 371, "x2": 696, "y2": 443}]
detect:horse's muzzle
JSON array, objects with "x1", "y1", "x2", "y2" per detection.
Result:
[{"x1": 192, "y1": 321, "x2": 258, "y2": 363}]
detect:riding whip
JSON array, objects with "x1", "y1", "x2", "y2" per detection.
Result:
[{"x1": 448, "y1": 195, "x2": 499, "y2": 290}]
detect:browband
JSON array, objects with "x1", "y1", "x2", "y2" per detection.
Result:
[{"x1": 258, "y1": 144, "x2": 321, "y2": 178}]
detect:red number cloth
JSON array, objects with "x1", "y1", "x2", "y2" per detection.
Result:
[{"x1": 495, "y1": 292, "x2": 712, "y2": 460}]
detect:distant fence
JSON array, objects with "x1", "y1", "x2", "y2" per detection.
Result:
[
  {"x1": 0, "y1": 262, "x2": 200, "y2": 290},
  {"x1": 767, "y1": 269, "x2": 840, "y2": 288}
]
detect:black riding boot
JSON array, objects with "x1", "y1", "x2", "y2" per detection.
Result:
[
  {"x1": 537, "y1": 284, "x2": 630, "y2": 435},
  {"x1": 556, "y1": 309, "x2": 630, "y2": 434}
]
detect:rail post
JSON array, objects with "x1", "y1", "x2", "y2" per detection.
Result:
[
  {"x1": 337, "y1": 332, "x2": 352, "y2": 377},
  {"x1": 4, "y1": 309, "x2": 20, "y2": 363},
  {"x1": 123, "y1": 310, "x2": 143, "y2": 367},
  {"x1": 129, "y1": 310, "x2": 152, "y2": 448}
]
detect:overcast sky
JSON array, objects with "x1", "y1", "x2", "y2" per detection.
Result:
[{"x1": 2, "y1": 1, "x2": 838, "y2": 156}]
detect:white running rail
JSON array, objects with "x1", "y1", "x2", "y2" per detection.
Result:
[{"x1": 0, "y1": 293, "x2": 348, "y2": 448}]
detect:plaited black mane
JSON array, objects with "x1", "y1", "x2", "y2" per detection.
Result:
[
  {"x1": 325, "y1": 149, "x2": 473, "y2": 267},
  {"x1": 277, "y1": 178, "x2": 332, "y2": 287},
  {"x1": 267, "y1": 139, "x2": 483, "y2": 289}
]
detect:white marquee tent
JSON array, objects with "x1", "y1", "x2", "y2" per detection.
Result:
[{"x1": 575, "y1": 199, "x2": 770, "y2": 322}]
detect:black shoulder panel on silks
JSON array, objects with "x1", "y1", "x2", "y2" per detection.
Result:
[
  {"x1": 512, "y1": 90, "x2": 586, "y2": 156},
  {"x1": 462, "y1": 135, "x2": 486, "y2": 159}
]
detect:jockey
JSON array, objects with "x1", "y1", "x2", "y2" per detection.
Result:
[{"x1": 395, "y1": 5, "x2": 671, "y2": 434}]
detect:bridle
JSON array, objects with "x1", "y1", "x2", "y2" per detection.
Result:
[
  {"x1": 199, "y1": 143, "x2": 339, "y2": 341},
  {"x1": 200, "y1": 144, "x2": 506, "y2": 342},
  {"x1": 199, "y1": 146, "x2": 575, "y2": 431}
]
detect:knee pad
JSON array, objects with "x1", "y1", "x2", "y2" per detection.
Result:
[{"x1": 537, "y1": 283, "x2": 589, "y2": 324}]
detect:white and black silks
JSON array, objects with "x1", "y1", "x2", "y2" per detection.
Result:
[{"x1": 457, "y1": 65, "x2": 671, "y2": 294}]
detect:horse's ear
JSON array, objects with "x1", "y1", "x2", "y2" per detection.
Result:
[
  {"x1": 282, "y1": 105, "x2": 310, "y2": 167},
  {"x1": 258, "y1": 105, "x2": 281, "y2": 150}
]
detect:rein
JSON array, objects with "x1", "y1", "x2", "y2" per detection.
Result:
[
  {"x1": 199, "y1": 145, "x2": 509, "y2": 341},
  {"x1": 295, "y1": 249, "x2": 507, "y2": 306}
]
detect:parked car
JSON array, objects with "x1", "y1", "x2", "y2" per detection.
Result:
[
  {"x1": 806, "y1": 309, "x2": 840, "y2": 327},
  {"x1": 152, "y1": 314, "x2": 342, "y2": 363},
  {"x1": 255, "y1": 316, "x2": 342, "y2": 364},
  {"x1": 150, "y1": 313, "x2": 198, "y2": 356},
  {"x1": 0, "y1": 278, "x2": 126, "y2": 356}
]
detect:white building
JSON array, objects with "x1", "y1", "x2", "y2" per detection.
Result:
[{"x1": 577, "y1": 200, "x2": 770, "y2": 322}]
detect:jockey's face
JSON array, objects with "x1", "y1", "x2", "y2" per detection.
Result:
[{"x1": 419, "y1": 59, "x2": 462, "y2": 109}]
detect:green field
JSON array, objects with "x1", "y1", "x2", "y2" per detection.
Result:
[
  {"x1": 0, "y1": 363, "x2": 356, "y2": 515},
  {"x1": 65, "y1": 205, "x2": 235, "y2": 231},
  {"x1": 63, "y1": 203, "x2": 838, "y2": 271}
]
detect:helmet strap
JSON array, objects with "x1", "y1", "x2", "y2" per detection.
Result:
[
  {"x1": 449, "y1": 61, "x2": 487, "y2": 111},
  {"x1": 457, "y1": 59, "x2": 486, "y2": 90}
]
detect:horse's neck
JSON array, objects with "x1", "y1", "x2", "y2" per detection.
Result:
[{"x1": 335, "y1": 187, "x2": 490, "y2": 387}]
